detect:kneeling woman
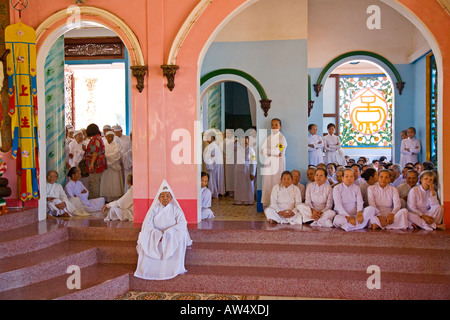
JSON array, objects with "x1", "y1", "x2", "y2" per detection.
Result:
[
  {"x1": 367, "y1": 169, "x2": 408, "y2": 230},
  {"x1": 298, "y1": 168, "x2": 335, "y2": 227},
  {"x1": 134, "y1": 180, "x2": 193, "y2": 280},
  {"x1": 264, "y1": 171, "x2": 303, "y2": 224}
]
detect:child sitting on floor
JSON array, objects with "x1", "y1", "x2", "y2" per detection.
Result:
[{"x1": 201, "y1": 172, "x2": 215, "y2": 220}]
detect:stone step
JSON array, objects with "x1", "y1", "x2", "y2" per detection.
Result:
[
  {"x1": 0, "y1": 241, "x2": 98, "y2": 292},
  {"x1": 129, "y1": 265, "x2": 450, "y2": 300},
  {"x1": 0, "y1": 208, "x2": 38, "y2": 232},
  {"x1": 0, "y1": 221, "x2": 69, "y2": 259},
  {"x1": 0, "y1": 263, "x2": 133, "y2": 300},
  {"x1": 186, "y1": 242, "x2": 450, "y2": 275},
  {"x1": 188, "y1": 227, "x2": 450, "y2": 250}
]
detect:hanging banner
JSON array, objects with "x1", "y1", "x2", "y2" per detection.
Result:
[{"x1": 5, "y1": 22, "x2": 39, "y2": 201}]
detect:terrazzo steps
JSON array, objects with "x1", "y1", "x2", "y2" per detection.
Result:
[
  {"x1": 1, "y1": 211, "x2": 449, "y2": 300},
  {"x1": 130, "y1": 264, "x2": 450, "y2": 300},
  {"x1": 0, "y1": 262, "x2": 134, "y2": 300}
]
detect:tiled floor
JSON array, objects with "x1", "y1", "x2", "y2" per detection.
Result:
[{"x1": 209, "y1": 195, "x2": 266, "y2": 221}]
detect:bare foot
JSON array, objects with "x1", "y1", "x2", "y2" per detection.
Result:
[
  {"x1": 268, "y1": 219, "x2": 277, "y2": 224},
  {"x1": 372, "y1": 224, "x2": 381, "y2": 230},
  {"x1": 436, "y1": 224, "x2": 446, "y2": 230},
  {"x1": 378, "y1": 216, "x2": 388, "y2": 228}
]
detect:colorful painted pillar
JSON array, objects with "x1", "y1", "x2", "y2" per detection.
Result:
[{"x1": 44, "y1": 36, "x2": 66, "y2": 184}]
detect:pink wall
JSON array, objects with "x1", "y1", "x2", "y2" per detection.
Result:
[{"x1": 8, "y1": 0, "x2": 449, "y2": 225}]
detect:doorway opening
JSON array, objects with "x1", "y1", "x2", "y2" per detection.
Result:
[{"x1": 322, "y1": 60, "x2": 394, "y2": 163}]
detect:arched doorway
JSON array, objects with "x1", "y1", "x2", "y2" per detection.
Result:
[
  {"x1": 35, "y1": 7, "x2": 144, "y2": 221},
  {"x1": 199, "y1": 74, "x2": 263, "y2": 221},
  {"x1": 321, "y1": 59, "x2": 396, "y2": 163}
]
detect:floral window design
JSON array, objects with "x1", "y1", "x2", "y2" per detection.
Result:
[{"x1": 339, "y1": 75, "x2": 393, "y2": 147}]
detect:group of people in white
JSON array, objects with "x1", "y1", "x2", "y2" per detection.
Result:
[
  {"x1": 46, "y1": 123, "x2": 133, "y2": 221},
  {"x1": 202, "y1": 118, "x2": 445, "y2": 232}
]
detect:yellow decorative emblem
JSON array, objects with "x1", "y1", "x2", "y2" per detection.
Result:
[
  {"x1": 349, "y1": 88, "x2": 388, "y2": 135},
  {"x1": 277, "y1": 143, "x2": 284, "y2": 152}
]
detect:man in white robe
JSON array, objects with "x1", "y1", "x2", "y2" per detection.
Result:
[
  {"x1": 134, "y1": 180, "x2": 193, "y2": 280},
  {"x1": 203, "y1": 134, "x2": 225, "y2": 198},
  {"x1": 260, "y1": 119, "x2": 287, "y2": 208},
  {"x1": 68, "y1": 131, "x2": 86, "y2": 169},
  {"x1": 103, "y1": 173, "x2": 133, "y2": 221},
  {"x1": 307, "y1": 124, "x2": 323, "y2": 166},
  {"x1": 234, "y1": 136, "x2": 257, "y2": 205},
  {"x1": 264, "y1": 172, "x2": 303, "y2": 225},
  {"x1": 397, "y1": 169, "x2": 419, "y2": 208},
  {"x1": 367, "y1": 169, "x2": 408, "y2": 230},
  {"x1": 333, "y1": 169, "x2": 377, "y2": 231},
  {"x1": 100, "y1": 131, "x2": 124, "y2": 202},
  {"x1": 291, "y1": 170, "x2": 306, "y2": 203}
]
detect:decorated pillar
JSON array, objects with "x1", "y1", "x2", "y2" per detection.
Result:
[{"x1": 44, "y1": 36, "x2": 66, "y2": 184}]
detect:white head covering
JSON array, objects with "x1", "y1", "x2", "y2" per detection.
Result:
[
  {"x1": 113, "y1": 125, "x2": 122, "y2": 132},
  {"x1": 103, "y1": 125, "x2": 112, "y2": 130},
  {"x1": 73, "y1": 130, "x2": 83, "y2": 137},
  {"x1": 141, "y1": 179, "x2": 183, "y2": 229},
  {"x1": 105, "y1": 131, "x2": 115, "y2": 137}
]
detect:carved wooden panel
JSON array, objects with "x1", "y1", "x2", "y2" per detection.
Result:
[{"x1": 64, "y1": 37, "x2": 124, "y2": 60}]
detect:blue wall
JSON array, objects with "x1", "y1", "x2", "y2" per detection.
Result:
[
  {"x1": 308, "y1": 57, "x2": 428, "y2": 165},
  {"x1": 201, "y1": 40, "x2": 309, "y2": 185}
]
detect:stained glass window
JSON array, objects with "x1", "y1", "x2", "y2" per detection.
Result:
[{"x1": 339, "y1": 75, "x2": 393, "y2": 147}]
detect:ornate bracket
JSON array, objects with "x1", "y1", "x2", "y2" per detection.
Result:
[
  {"x1": 130, "y1": 65, "x2": 148, "y2": 93},
  {"x1": 260, "y1": 99, "x2": 272, "y2": 117},
  {"x1": 396, "y1": 81, "x2": 405, "y2": 95},
  {"x1": 308, "y1": 100, "x2": 315, "y2": 117},
  {"x1": 161, "y1": 64, "x2": 179, "y2": 91},
  {"x1": 313, "y1": 83, "x2": 322, "y2": 97}
]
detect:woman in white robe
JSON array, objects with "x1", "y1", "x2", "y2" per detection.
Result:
[
  {"x1": 65, "y1": 167, "x2": 105, "y2": 213},
  {"x1": 264, "y1": 171, "x2": 303, "y2": 225},
  {"x1": 220, "y1": 129, "x2": 237, "y2": 196},
  {"x1": 359, "y1": 168, "x2": 378, "y2": 207},
  {"x1": 46, "y1": 170, "x2": 88, "y2": 217},
  {"x1": 121, "y1": 132, "x2": 133, "y2": 193},
  {"x1": 260, "y1": 119, "x2": 287, "y2": 208},
  {"x1": 103, "y1": 173, "x2": 133, "y2": 221},
  {"x1": 298, "y1": 168, "x2": 335, "y2": 227},
  {"x1": 234, "y1": 136, "x2": 257, "y2": 205},
  {"x1": 368, "y1": 169, "x2": 408, "y2": 230},
  {"x1": 201, "y1": 172, "x2": 214, "y2": 220},
  {"x1": 406, "y1": 170, "x2": 446, "y2": 230},
  {"x1": 332, "y1": 169, "x2": 378, "y2": 231},
  {"x1": 68, "y1": 131, "x2": 86, "y2": 169},
  {"x1": 307, "y1": 124, "x2": 323, "y2": 166},
  {"x1": 134, "y1": 180, "x2": 193, "y2": 280},
  {"x1": 100, "y1": 131, "x2": 124, "y2": 202},
  {"x1": 323, "y1": 123, "x2": 344, "y2": 165},
  {"x1": 203, "y1": 134, "x2": 225, "y2": 199},
  {"x1": 400, "y1": 127, "x2": 421, "y2": 168}
]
